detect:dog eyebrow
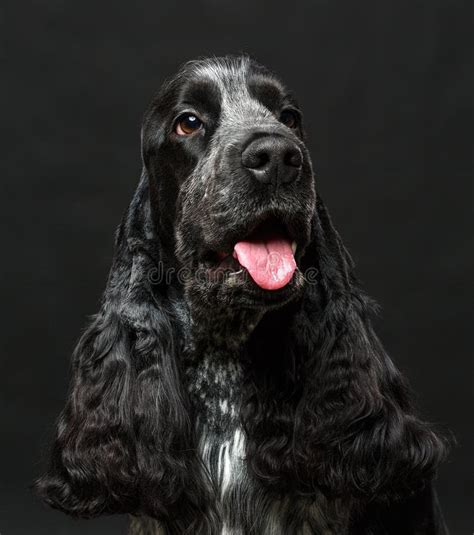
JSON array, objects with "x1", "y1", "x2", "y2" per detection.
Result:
[
  {"x1": 247, "y1": 76, "x2": 292, "y2": 114},
  {"x1": 177, "y1": 79, "x2": 222, "y2": 118}
]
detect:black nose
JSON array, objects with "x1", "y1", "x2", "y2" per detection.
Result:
[{"x1": 241, "y1": 136, "x2": 302, "y2": 186}]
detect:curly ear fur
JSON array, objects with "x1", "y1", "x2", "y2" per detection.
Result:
[
  {"x1": 244, "y1": 197, "x2": 448, "y2": 502},
  {"x1": 34, "y1": 175, "x2": 216, "y2": 530}
]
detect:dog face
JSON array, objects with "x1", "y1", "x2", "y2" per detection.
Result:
[{"x1": 142, "y1": 56, "x2": 316, "y2": 309}]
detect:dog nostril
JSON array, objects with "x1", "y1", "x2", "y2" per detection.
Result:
[
  {"x1": 284, "y1": 148, "x2": 302, "y2": 168},
  {"x1": 254, "y1": 150, "x2": 270, "y2": 169},
  {"x1": 242, "y1": 148, "x2": 270, "y2": 170}
]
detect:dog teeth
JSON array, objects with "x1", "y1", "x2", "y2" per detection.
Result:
[
  {"x1": 291, "y1": 241, "x2": 297, "y2": 254},
  {"x1": 227, "y1": 270, "x2": 243, "y2": 286}
]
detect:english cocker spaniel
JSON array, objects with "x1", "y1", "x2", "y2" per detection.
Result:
[{"x1": 35, "y1": 56, "x2": 449, "y2": 534}]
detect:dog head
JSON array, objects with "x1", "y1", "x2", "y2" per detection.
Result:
[{"x1": 142, "y1": 56, "x2": 316, "y2": 309}]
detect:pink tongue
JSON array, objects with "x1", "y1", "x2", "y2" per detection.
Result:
[{"x1": 233, "y1": 237, "x2": 296, "y2": 290}]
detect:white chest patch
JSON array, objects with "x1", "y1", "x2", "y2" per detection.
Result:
[{"x1": 199, "y1": 427, "x2": 246, "y2": 498}]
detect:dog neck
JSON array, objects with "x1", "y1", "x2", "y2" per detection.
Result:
[
  {"x1": 175, "y1": 298, "x2": 263, "y2": 433},
  {"x1": 169, "y1": 283, "x2": 265, "y2": 352},
  {"x1": 189, "y1": 305, "x2": 263, "y2": 354}
]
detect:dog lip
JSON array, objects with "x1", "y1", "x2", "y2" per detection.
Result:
[
  {"x1": 200, "y1": 209, "x2": 309, "y2": 271},
  {"x1": 221, "y1": 213, "x2": 298, "y2": 251},
  {"x1": 207, "y1": 216, "x2": 295, "y2": 263},
  {"x1": 241, "y1": 214, "x2": 292, "y2": 242}
]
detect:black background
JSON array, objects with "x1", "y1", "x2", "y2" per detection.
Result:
[{"x1": 2, "y1": 1, "x2": 472, "y2": 533}]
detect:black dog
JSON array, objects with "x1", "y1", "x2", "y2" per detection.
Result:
[{"x1": 36, "y1": 56, "x2": 449, "y2": 534}]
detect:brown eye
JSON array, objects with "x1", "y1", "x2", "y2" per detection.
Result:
[
  {"x1": 175, "y1": 113, "x2": 203, "y2": 135},
  {"x1": 279, "y1": 109, "x2": 298, "y2": 129}
]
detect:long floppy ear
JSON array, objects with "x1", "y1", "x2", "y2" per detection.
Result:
[
  {"x1": 293, "y1": 197, "x2": 449, "y2": 499},
  {"x1": 35, "y1": 174, "x2": 216, "y2": 530},
  {"x1": 244, "y1": 196, "x2": 448, "y2": 502}
]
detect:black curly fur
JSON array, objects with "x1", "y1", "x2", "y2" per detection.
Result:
[
  {"x1": 35, "y1": 179, "x2": 221, "y2": 532},
  {"x1": 35, "y1": 56, "x2": 449, "y2": 534}
]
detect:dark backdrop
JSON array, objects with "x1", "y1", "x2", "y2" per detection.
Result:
[{"x1": 2, "y1": 1, "x2": 472, "y2": 534}]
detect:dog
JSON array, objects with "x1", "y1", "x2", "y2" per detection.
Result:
[{"x1": 35, "y1": 55, "x2": 449, "y2": 534}]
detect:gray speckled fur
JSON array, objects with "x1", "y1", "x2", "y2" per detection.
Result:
[
  {"x1": 130, "y1": 305, "x2": 349, "y2": 535},
  {"x1": 128, "y1": 57, "x2": 346, "y2": 535}
]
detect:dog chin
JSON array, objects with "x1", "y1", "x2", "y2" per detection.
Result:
[
  {"x1": 187, "y1": 263, "x2": 305, "y2": 311},
  {"x1": 231, "y1": 268, "x2": 305, "y2": 310}
]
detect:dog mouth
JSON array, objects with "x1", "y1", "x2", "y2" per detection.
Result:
[{"x1": 209, "y1": 217, "x2": 298, "y2": 291}]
